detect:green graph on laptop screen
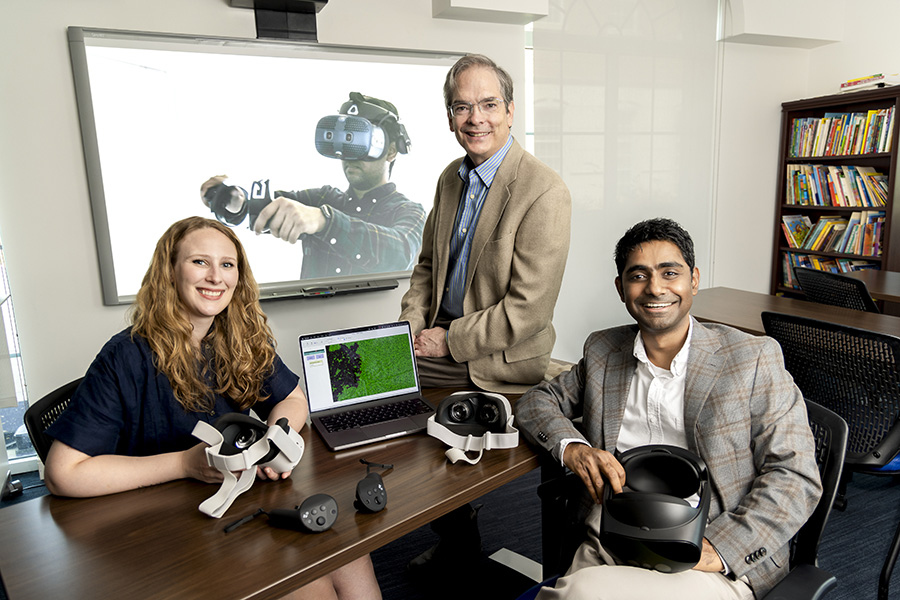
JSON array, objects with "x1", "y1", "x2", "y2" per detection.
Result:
[{"x1": 326, "y1": 334, "x2": 417, "y2": 402}]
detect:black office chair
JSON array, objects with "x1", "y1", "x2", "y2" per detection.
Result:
[
  {"x1": 23, "y1": 378, "x2": 82, "y2": 462},
  {"x1": 518, "y1": 399, "x2": 847, "y2": 600},
  {"x1": 793, "y1": 266, "x2": 880, "y2": 313},
  {"x1": 762, "y1": 311, "x2": 900, "y2": 600}
]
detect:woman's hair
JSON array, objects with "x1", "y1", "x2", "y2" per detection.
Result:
[{"x1": 130, "y1": 217, "x2": 276, "y2": 413}]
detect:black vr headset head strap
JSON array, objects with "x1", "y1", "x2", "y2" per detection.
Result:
[{"x1": 340, "y1": 92, "x2": 411, "y2": 156}]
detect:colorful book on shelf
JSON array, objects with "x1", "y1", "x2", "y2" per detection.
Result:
[
  {"x1": 840, "y1": 73, "x2": 885, "y2": 89},
  {"x1": 782, "y1": 215, "x2": 812, "y2": 248},
  {"x1": 840, "y1": 73, "x2": 900, "y2": 92},
  {"x1": 823, "y1": 223, "x2": 848, "y2": 252},
  {"x1": 854, "y1": 166, "x2": 888, "y2": 206},
  {"x1": 789, "y1": 107, "x2": 895, "y2": 156},
  {"x1": 837, "y1": 258, "x2": 879, "y2": 272},
  {"x1": 802, "y1": 216, "x2": 843, "y2": 250},
  {"x1": 823, "y1": 113, "x2": 842, "y2": 156}
]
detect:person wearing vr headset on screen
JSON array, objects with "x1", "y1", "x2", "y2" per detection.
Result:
[
  {"x1": 43, "y1": 217, "x2": 382, "y2": 600},
  {"x1": 515, "y1": 218, "x2": 823, "y2": 599},
  {"x1": 200, "y1": 92, "x2": 424, "y2": 279},
  {"x1": 399, "y1": 54, "x2": 571, "y2": 575}
]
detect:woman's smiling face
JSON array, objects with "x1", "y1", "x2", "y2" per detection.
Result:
[{"x1": 173, "y1": 227, "x2": 239, "y2": 337}]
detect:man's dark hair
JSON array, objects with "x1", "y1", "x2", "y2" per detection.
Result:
[{"x1": 614, "y1": 218, "x2": 695, "y2": 277}]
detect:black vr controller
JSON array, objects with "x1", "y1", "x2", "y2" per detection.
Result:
[
  {"x1": 223, "y1": 458, "x2": 393, "y2": 535},
  {"x1": 268, "y1": 493, "x2": 340, "y2": 533},
  {"x1": 205, "y1": 179, "x2": 272, "y2": 231},
  {"x1": 354, "y1": 459, "x2": 392, "y2": 513}
]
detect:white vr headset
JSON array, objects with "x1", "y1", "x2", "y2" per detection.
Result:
[
  {"x1": 192, "y1": 411, "x2": 305, "y2": 518},
  {"x1": 427, "y1": 391, "x2": 518, "y2": 465}
]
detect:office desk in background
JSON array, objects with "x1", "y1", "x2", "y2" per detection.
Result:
[
  {"x1": 845, "y1": 269, "x2": 900, "y2": 304},
  {"x1": 0, "y1": 388, "x2": 538, "y2": 600},
  {"x1": 692, "y1": 286, "x2": 900, "y2": 337}
]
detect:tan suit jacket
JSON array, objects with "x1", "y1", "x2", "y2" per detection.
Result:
[
  {"x1": 400, "y1": 138, "x2": 571, "y2": 393},
  {"x1": 516, "y1": 319, "x2": 823, "y2": 597}
]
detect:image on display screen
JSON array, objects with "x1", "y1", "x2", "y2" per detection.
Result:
[
  {"x1": 68, "y1": 27, "x2": 462, "y2": 304},
  {"x1": 326, "y1": 334, "x2": 416, "y2": 402}
]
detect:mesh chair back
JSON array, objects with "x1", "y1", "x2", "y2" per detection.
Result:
[
  {"x1": 23, "y1": 378, "x2": 82, "y2": 462},
  {"x1": 762, "y1": 311, "x2": 900, "y2": 471},
  {"x1": 792, "y1": 400, "x2": 847, "y2": 567},
  {"x1": 793, "y1": 266, "x2": 880, "y2": 313}
]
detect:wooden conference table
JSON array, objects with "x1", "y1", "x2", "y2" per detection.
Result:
[
  {"x1": 692, "y1": 286, "x2": 900, "y2": 337},
  {"x1": 0, "y1": 388, "x2": 539, "y2": 600},
  {"x1": 845, "y1": 269, "x2": 900, "y2": 304}
]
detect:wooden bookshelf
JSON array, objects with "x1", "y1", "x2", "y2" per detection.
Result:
[{"x1": 771, "y1": 87, "x2": 900, "y2": 301}]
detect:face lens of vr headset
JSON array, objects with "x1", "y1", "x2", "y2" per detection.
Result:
[
  {"x1": 233, "y1": 428, "x2": 259, "y2": 450},
  {"x1": 449, "y1": 400, "x2": 473, "y2": 423},
  {"x1": 477, "y1": 403, "x2": 500, "y2": 426},
  {"x1": 315, "y1": 115, "x2": 387, "y2": 161},
  {"x1": 217, "y1": 421, "x2": 266, "y2": 456}
]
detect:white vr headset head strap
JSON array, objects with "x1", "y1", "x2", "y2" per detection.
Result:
[
  {"x1": 191, "y1": 411, "x2": 305, "y2": 518},
  {"x1": 427, "y1": 393, "x2": 518, "y2": 465}
]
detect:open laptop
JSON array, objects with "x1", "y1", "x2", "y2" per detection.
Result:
[{"x1": 299, "y1": 321, "x2": 435, "y2": 451}]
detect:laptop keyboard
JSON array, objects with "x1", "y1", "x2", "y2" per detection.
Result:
[{"x1": 320, "y1": 398, "x2": 433, "y2": 433}]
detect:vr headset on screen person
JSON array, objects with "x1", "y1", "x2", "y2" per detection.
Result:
[{"x1": 205, "y1": 92, "x2": 411, "y2": 230}]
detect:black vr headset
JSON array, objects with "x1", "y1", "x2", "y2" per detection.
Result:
[
  {"x1": 315, "y1": 92, "x2": 411, "y2": 161},
  {"x1": 600, "y1": 444, "x2": 710, "y2": 573}
]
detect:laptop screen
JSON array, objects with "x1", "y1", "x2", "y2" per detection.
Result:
[{"x1": 299, "y1": 321, "x2": 420, "y2": 413}]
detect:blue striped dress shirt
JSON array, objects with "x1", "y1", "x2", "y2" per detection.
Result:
[{"x1": 439, "y1": 134, "x2": 514, "y2": 319}]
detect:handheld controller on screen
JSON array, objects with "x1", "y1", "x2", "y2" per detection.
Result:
[{"x1": 205, "y1": 179, "x2": 273, "y2": 232}]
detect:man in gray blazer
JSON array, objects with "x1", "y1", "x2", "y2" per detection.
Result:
[
  {"x1": 400, "y1": 54, "x2": 571, "y2": 394},
  {"x1": 400, "y1": 53, "x2": 571, "y2": 575},
  {"x1": 516, "y1": 218, "x2": 822, "y2": 599}
]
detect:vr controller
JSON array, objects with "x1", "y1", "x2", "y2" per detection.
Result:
[
  {"x1": 205, "y1": 179, "x2": 272, "y2": 231},
  {"x1": 223, "y1": 458, "x2": 392, "y2": 535}
]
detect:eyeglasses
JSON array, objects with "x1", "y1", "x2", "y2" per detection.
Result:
[{"x1": 447, "y1": 97, "x2": 506, "y2": 119}]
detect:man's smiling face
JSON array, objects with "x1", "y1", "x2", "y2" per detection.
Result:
[
  {"x1": 614, "y1": 239, "x2": 700, "y2": 341},
  {"x1": 447, "y1": 65, "x2": 514, "y2": 166}
]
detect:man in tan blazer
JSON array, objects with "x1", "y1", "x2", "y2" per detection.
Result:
[
  {"x1": 400, "y1": 53, "x2": 571, "y2": 575},
  {"x1": 400, "y1": 54, "x2": 571, "y2": 393},
  {"x1": 516, "y1": 218, "x2": 822, "y2": 599}
]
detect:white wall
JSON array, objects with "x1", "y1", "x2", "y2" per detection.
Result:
[
  {"x1": 0, "y1": 0, "x2": 525, "y2": 401},
  {"x1": 711, "y1": 42, "x2": 808, "y2": 292},
  {"x1": 712, "y1": 0, "x2": 900, "y2": 294}
]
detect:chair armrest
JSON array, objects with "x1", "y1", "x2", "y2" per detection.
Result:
[{"x1": 763, "y1": 564, "x2": 837, "y2": 600}]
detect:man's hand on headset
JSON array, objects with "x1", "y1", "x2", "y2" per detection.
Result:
[{"x1": 562, "y1": 442, "x2": 626, "y2": 505}]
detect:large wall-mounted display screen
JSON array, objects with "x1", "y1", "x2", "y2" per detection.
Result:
[{"x1": 68, "y1": 27, "x2": 462, "y2": 305}]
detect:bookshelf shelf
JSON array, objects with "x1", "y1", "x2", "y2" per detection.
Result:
[
  {"x1": 786, "y1": 153, "x2": 890, "y2": 164},
  {"x1": 772, "y1": 87, "x2": 900, "y2": 299}
]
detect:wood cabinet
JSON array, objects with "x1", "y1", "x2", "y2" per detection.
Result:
[{"x1": 771, "y1": 87, "x2": 900, "y2": 298}]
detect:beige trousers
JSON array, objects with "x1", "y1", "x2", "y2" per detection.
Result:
[
  {"x1": 536, "y1": 505, "x2": 754, "y2": 600},
  {"x1": 415, "y1": 355, "x2": 473, "y2": 389}
]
